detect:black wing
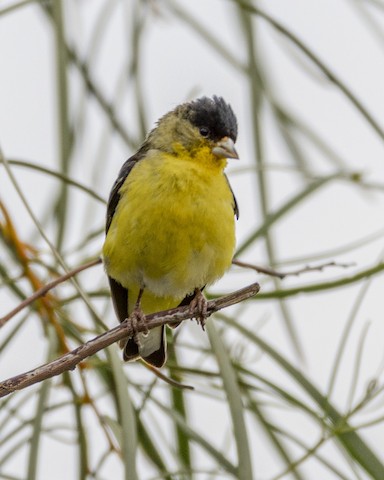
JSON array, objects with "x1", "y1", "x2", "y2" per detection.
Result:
[
  {"x1": 105, "y1": 150, "x2": 153, "y2": 361},
  {"x1": 225, "y1": 173, "x2": 239, "y2": 219},
  {"x1": 105, "y1": 150, "x2": 146, "y2": 234},
  {"x1": 105, "y1": 151, "x2": 145, "y2": 324}
]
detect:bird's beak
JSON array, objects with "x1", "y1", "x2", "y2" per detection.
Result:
[{"x1": 212, "y1": 136, "x2": 239, "y2": 159}]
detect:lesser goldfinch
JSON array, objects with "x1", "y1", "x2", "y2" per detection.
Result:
[{"x1": 103, "y1": 96, "x2": 239, "y2": 367}]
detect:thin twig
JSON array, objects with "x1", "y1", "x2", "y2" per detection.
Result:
[
  {"x1": 233, "y1": 259, "x2": 354, "y2": 279},
  {"x1": 0, "y1": 282, "x2": 260, "y2": 398},
  {"x1": 0, "y1": 258, "x2": 102, "y2": 327},
  {"x1": 145, "y1": 363, "x2": 195, "y2": 390}
]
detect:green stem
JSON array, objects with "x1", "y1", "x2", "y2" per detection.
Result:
[
  {"x1": 222, "y1": 317, "x2": 384, "y2": 479},
  {"x1": 52, "y1": 0, "x2": 71, "y2": 252}
]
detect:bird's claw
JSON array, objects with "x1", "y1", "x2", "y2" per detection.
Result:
[
  {"x1": 128, "y1": 306, "x2": 148, "y2": 347},
  {"x1": 189, "y1": 289, "x2": 208, "y2": 330}
]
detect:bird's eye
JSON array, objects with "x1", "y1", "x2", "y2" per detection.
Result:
[{"x1": 199, "y1": 127, "x2": 210, "y2": 137}]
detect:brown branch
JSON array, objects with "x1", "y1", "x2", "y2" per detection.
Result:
[
  {"x1": 0, "y1": 282, "x2": 260, "y2": 398},
  {"x1": 233, "y1": 259, "x2": 354, "y2": 280},
  {"x1": 0, "y1": 257, "x2": 102, "y2": 327}
]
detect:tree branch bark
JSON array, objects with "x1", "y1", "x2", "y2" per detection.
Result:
[{"x1": 0, "y1": 282, "x2": 260, "y2": 398}]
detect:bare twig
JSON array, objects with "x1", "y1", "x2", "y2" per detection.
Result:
[
  {"x1": 233, "y1": 259, "x2": 354, "y2": 280},
  {"x1": 145, "y1": 363, "x2": 195, "y2": 390},
  {"x1": 0, "y1": 282, "x2": 260, "y2": 398},
  {"x1": 0, "y1": 257, "x2": 102, "y2": 327}
]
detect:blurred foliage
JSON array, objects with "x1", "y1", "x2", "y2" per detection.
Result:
[{"x1": 1, "y1": 0, "x2": 384, "y2": 479}]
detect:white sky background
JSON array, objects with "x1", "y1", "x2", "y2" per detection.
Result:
[{"x1": 1, "y1": 0, "x2": 384, "y2": 479}]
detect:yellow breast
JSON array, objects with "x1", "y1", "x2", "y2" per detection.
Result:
[{"x1": 103, "y1": 146, "x2": 236, "y2": 303}]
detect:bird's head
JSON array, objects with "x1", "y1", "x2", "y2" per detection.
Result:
[{"x1": 144, "y1": 96, "x2": 239, "y2": 162}]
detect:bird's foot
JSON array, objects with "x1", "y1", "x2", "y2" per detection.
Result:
[
  {"x1": 128, "y1": 304, "x2": 148, "y2": 347},
  {"x1": 189, "y1": 288, "x2": 208, "y2": 330}
]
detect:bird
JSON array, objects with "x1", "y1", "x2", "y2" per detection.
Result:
[{"x1": 102, "y1": 95, "x2": 239, "y2": 368}]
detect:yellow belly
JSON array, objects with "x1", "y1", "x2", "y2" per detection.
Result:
[{"x1": 102, "y1": 149, "x2": 236, "y2": 313}]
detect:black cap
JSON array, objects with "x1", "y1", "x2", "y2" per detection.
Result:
[{"x1": 183, "y1": 96, "x2": 238, "y2": 142}]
